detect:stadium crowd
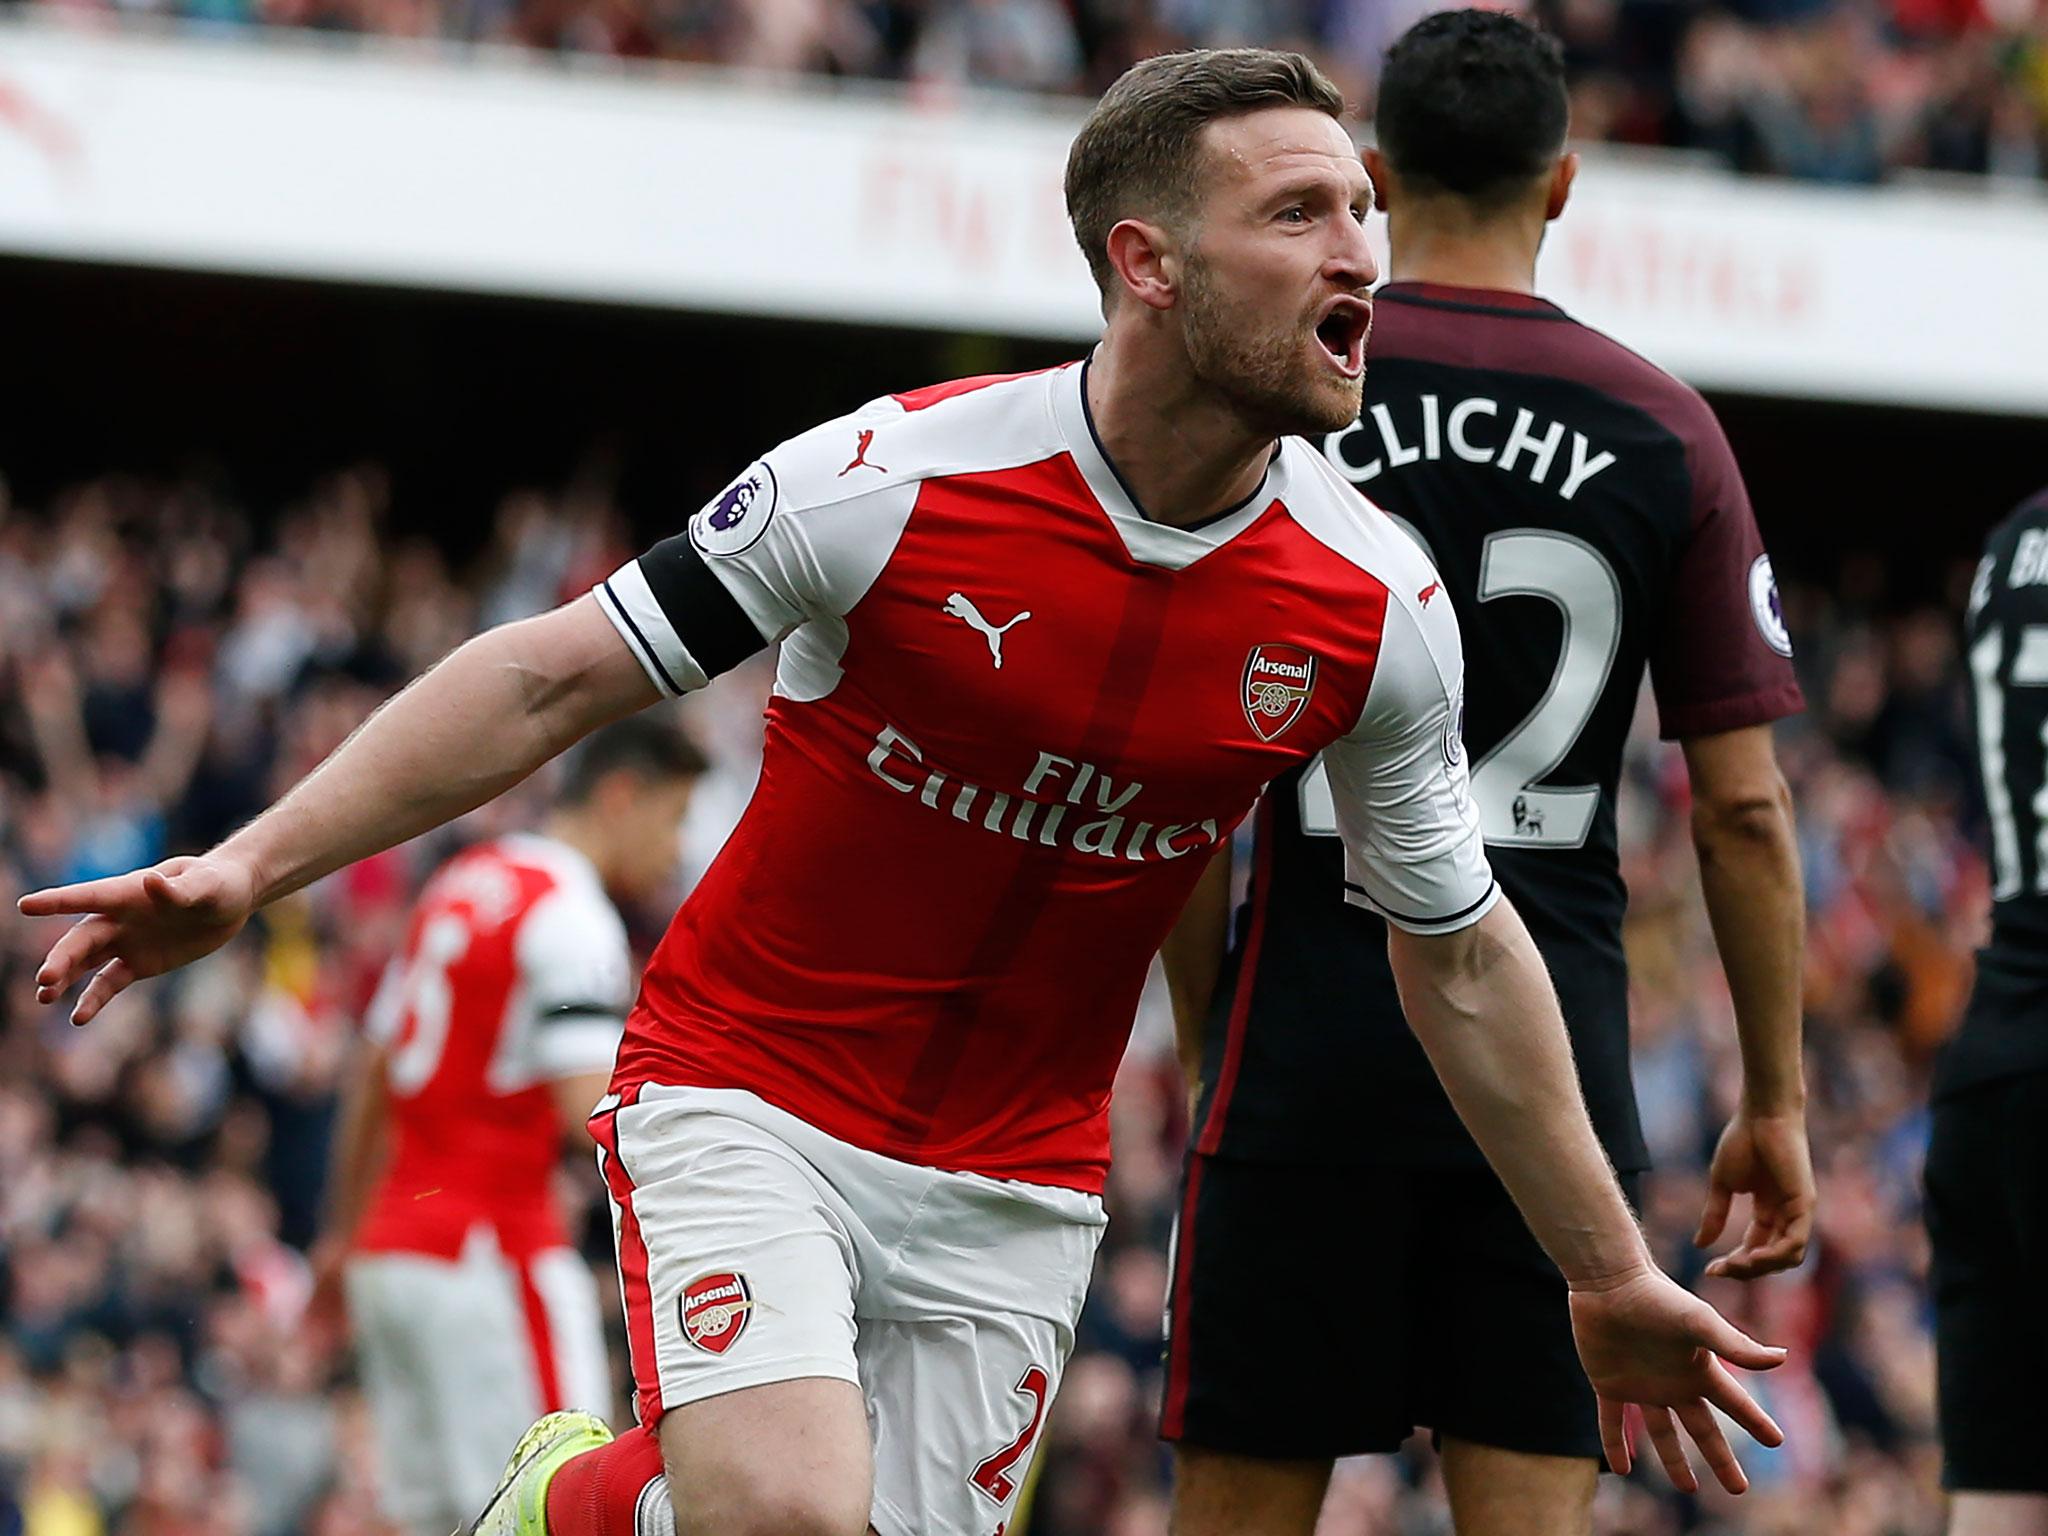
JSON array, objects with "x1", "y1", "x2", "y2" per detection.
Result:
[
  {"x1": 5, "y1": 0, "x2": 2048, "y2": 184},
  {"x1": 0, "y1": 461, "x2": 1989, "y2": 1534}
]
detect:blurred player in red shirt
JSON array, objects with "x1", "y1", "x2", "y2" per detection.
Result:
[
  {"x1": 26, "y1": 47, "x2": 1791, "y2": 1536},
  {"x1": 307, "y1": 720, "x2": 702, "y2": 1536}
]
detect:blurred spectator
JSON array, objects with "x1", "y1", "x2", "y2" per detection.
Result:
[
  {"x1": 1740, "y1": 10, "x2": 1893, "y2": 182},
  {"x1": 911, "y1": 0, "x2": 1087, "y2": 91},
  {"x1": 9, "y1": 0, "x2": 2048, "y2": 185}
]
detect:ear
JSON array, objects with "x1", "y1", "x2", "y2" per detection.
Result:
[
  {"x1": 1361, "y1": 147, "x2": 1391, "y2": 213},
  {"x1": 1103, "y1": 218, "x2": 1180, "y2": 313},
  {"x1": 591, "y1": 769, "x2": 638, "y2": 820},
  {"x1": 1545, "y1": 153, "x2": 1578, "y2": 222}
]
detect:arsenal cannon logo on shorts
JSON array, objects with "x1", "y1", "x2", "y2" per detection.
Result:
[
  {"x1": 1241, "y1": 644, "x2": 1318, "y2": 742},
  {"x1": 679, "y1": 1271, "x2": 754, "y2": 1355}
]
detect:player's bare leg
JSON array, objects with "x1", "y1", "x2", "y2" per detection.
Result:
[
  {"x1": 657, "y1": 1377, "x2": 874, "y2": 1536},
  {"x1": 1949, "y1": 1493, "x2": 2048, "y2": 1536},
  {"x1": 1168, "y1": 1447, "x2": 1330, "y2": 1536},
  {"x1": 1439, "y1": 1439, "x2": 1595, "y2": 1536}
]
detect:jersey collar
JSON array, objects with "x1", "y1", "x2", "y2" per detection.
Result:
[
  {"x1": 502, "y1": 831, "x2": 605, "y2": 893},
  {"x1": 1376, "y1": 281, "x2": 1569, "y2": 320},
  {"x1": 1048, "y1": 357, "x2": 1290, "y2": 571}
]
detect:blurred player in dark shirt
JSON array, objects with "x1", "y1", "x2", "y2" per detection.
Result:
[
  {"x1": 1160, "y1": 13, "x2": 1815, "y2": 1534},
  {"x1": 1929, "y1": 485, "x2": 2048, "y2": 1536}
]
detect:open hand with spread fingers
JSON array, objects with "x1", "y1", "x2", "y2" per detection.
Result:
[
  {"x1": 18, "y1": 854, "x2": 260, "y2": 1025},
  {"x1": 1568, "y1": 1263, "x2": 1787, "y2": 1495}
]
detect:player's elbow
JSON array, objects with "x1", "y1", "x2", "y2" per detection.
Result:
[
  {"x1": 492, "y1": 598, "x2": 653, "y2": 753},
  {"x1": 1386, "y1": 916, "x2": 1492, "y2": 1032},
  {"x1": 1690, "y1": 770, "x2": 1795, "y2": 859}
]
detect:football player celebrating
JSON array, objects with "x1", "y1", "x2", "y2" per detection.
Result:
[{"x1": 24, "y1": 48, "x2": 1786, "y2": 1536}]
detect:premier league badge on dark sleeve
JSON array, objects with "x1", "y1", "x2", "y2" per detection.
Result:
[
  {"x1": 1748, "y1": 554, "x2": 1793, "y2": 657},
  {"x1": 689, "y1": 462, "x2": 779, "y2": 559},
  {"x1": 1242, "y1": 644, "x2": 1318, "y2": 742}
]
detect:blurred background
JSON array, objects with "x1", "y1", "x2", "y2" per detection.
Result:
[{"x1": 1, "y1": 1, "x2": 2046, "y2": 1532}]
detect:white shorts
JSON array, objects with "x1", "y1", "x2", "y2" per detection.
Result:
[
  {"x1": 346, "y1": 1228, "x2": 613, "y2": 1536},
  {"x1": 591, "y1": 1084, "x2": 1107, "y2": 1536}
]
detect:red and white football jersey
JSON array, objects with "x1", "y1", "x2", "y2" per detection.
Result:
[
  {"x1": 593, "y1": 362, "x2": 1496, "y2": 1192},
  {"x1": 357, "y1": 834, "x2": 633, "y2": 1260}
]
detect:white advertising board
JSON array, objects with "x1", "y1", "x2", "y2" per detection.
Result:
[{"x1": 3, "y1": 21, "x2": 2046, "y2": 414}]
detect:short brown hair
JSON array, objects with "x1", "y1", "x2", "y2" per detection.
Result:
[{"x1": 1065, "y1": 49, "x2": 1346, "y2": 299}]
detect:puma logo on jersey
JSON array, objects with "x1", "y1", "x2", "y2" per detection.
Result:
[
  {"x1": 1418, "y1": 581, "x2": 1441, "y2": 607},
  {"x1": 839, "y1": 429, "x2": 886, "y2": 477},
  {"x1": 943, "y1": 592, "x2": 1031, "y2": 669}
]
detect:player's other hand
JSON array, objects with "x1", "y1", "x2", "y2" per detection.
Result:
[
  {"x1": 1696, "y1": 1109, "x2": 1815, "y2": 1279},
  {"x1": 18, "y1": 854, "x2": 260, "y2": 1025},
  {"x1": 302, "y1": 1234, "x2": 352, "y2": 1356},
  {"x1": 1568, "y1": 1263, "x2": 1786, "y2": 1495}
]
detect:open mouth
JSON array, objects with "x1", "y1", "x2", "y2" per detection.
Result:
[{"x1": 1313, "y1": 296, "x2": 1372, "y2": 380}]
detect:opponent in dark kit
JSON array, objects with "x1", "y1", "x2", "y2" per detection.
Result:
[
  {"x1": 1928, "y1": 484, "x2": 2048, "y2": 1536},
  {"x1": 1162, "y1": 14, "x2": 1814, "y2": 1534}
]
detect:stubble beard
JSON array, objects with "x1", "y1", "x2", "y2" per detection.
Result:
[{"x1": 1180, "y1": 255, "x2": 1364, "y2": 439}]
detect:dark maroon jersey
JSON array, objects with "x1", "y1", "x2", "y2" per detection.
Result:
[{"x1": 1194, "y1": 282, "x2": 1805, "y2": 1170}]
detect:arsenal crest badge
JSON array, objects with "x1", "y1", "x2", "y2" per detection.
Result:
[
  {"x1": 679, "y1": 1271, "x2": 754, "y2": 1355},
  {"x1": 1242, "y1": 644, "x2": 1318, "y2": 742}
]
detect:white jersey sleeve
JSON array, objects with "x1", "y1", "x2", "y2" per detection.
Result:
[
  {"x1": 1322, "y1": 583, "x2": 1499, "y2": 936},
  {"x1": 500, "y1": 883, "x2": 635, "y2": 1086},
  {"x1": 592, "y1": 398, "x2": 919, "y2": 699}
]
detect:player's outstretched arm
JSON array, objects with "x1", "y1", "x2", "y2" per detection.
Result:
[
  {"x1": 1387, "y1": 899, "x2": 1787, "y2": 1495},
  {"x1": 20, "y1": 596, "x2": 659, "y2": 1023},
  {"x1": 1682, "y1": 724, "x2": 1814, "y2": 1280}
]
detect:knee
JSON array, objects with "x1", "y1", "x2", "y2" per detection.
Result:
[
  {"x1": 676, "y1": 1477, "x2": 869, "y2": 1536},
  {"x1": 1170, "y1": 1447, "x2": 1329, "y2": 1536},
  {"x1": 658, "y1": 1378, "x2": 873, "y2": 1536}
]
